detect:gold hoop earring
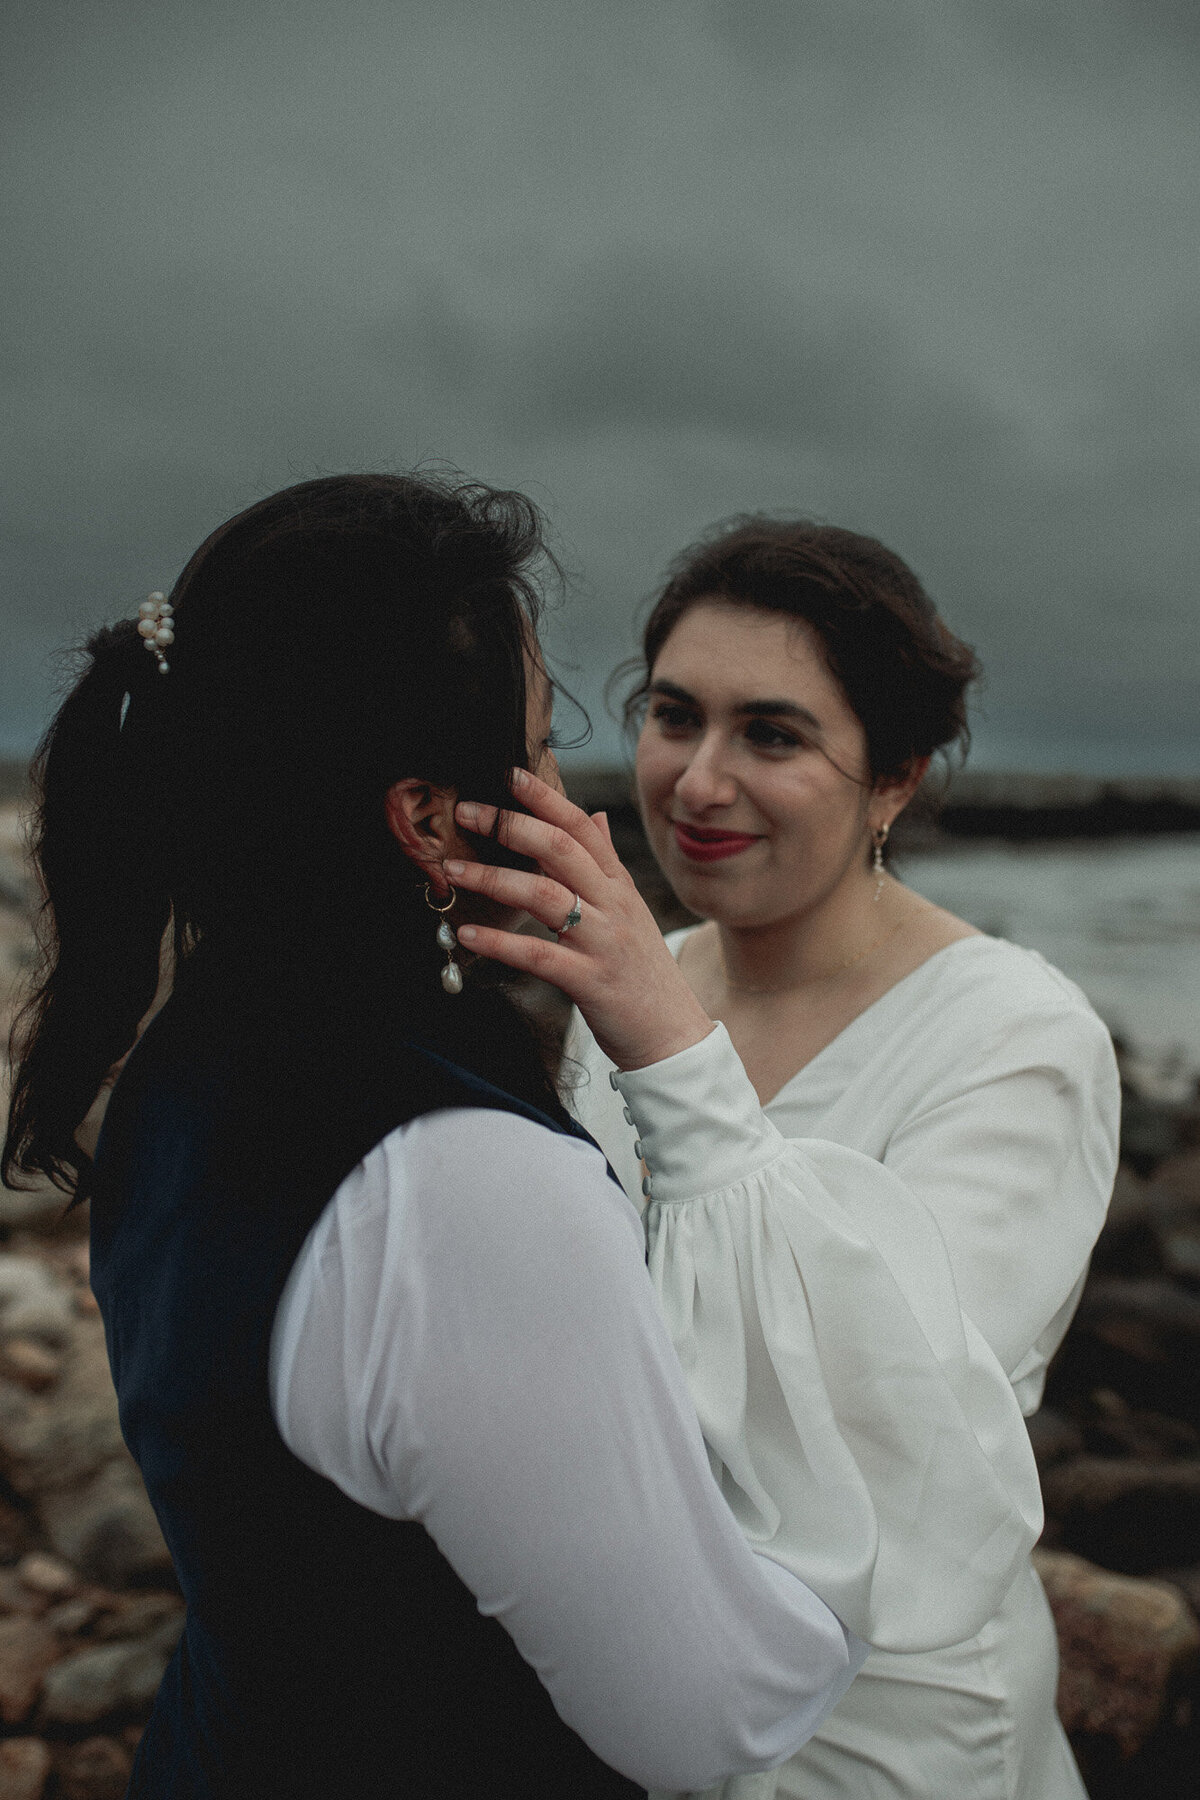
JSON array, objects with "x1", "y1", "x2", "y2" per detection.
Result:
[{"x1": 425, "y1": 882, "x2": 463, "y2": 994}]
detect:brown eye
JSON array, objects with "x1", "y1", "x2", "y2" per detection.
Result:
[
  {"x1": 744, "y1": 720, "x2": 801, "y2": 751},
  {"x1": 651, "y1": 703, "x2": 698, "y2": 732}
]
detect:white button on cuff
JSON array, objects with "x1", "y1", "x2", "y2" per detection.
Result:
[
  {"x1": 623, "y1": 1106, "x2": 634, "y2": 1125},
  {"x1": 633, "y1": 1140, "x2": 644, "y2": 1160},
  {"x1": 608, "y1": 1070, "x2": 620, "y2": 1090},
  {"x1": 641, "y1": 1175, "x2": 653, "y2": 1198}
]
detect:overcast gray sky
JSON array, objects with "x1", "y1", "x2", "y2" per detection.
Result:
[{"x1": 3, "y1": 0, "x2": 1197, "y2": 770}]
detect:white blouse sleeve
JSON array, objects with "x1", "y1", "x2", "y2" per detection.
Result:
[
  {"x1": 609, "y1": 1008, "x2": 1116, "y2": 1656},
  {"x1": 268, "y1": 1108, "x2": 864, "y2": 1794},
  {"x1": 880, "y1": 998, "x2": 1119, "y2": 1408}
]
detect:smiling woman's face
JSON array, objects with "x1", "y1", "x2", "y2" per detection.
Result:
[{"x1": 635, "y1": 601, "x2": 877, "y2": 931}]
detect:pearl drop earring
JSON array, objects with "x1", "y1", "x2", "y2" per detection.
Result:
[
  {"x1": 136, "y1": 592, "x2": 174, "y2": 674},
  {"x1": 425, "y1": 883, "x2": 463, "y2": 994},
  {"x1": 872, "y1": 823, "x2": 889, "y2": 900}
]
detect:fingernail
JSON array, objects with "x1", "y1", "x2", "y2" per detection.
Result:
[
  {"x1": 511, "y1": 767, "x2": 531, "y2": 788},
  {"x1": 445, "y1": 860, "x2": 465, "y2": 877},
  {"x1": 456, "y1": 801, "x2": 479, "y2": 821},
  {"x1": 457, "y1": 924, "x2": 477, "y2": 943}
]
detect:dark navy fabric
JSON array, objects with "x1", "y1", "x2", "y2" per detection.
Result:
[{"x1": 90, "y1": 981, "x2": 641, "y2": 1800}]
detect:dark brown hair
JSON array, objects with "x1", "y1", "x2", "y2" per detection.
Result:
[
  {"x1": 4, "y1": 472, "x2": 562, "y2": 1199},
  {"x1": 625, "y1": 517, "x2": 980, "y2": 781}
]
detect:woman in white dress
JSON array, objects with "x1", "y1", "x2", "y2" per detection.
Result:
[{"x1": 445, "y1": 518, "x2": 1120, "y2": 1800}]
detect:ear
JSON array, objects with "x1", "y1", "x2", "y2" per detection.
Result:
[
  {"x1": 871, "y1": 754, "x2": 931, "y2": 831},
  {"x1": 384, "y1": 779, "x2": 461, "y2": 896}
]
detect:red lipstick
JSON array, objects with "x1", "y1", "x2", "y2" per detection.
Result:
[{"x1": 671, "y1": 821, "x2": 761, "y2": 863}]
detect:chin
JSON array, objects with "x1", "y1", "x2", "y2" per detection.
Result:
[{"x1": 665, "y1": 866, "x2": 758, "y2": 925}]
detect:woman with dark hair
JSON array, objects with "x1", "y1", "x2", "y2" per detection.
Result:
[
  {"x1": 2, "y1": 479, "x2": 879, "y2": 1798},
  {"x1": 446, "y1": 519, "x2": 1119, "y2": 1800}
]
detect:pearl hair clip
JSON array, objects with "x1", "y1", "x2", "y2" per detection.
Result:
[{"x1": 137, "y1": 592, "x2": 175, "y2": 674}]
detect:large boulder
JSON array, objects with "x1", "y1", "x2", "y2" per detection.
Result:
[
  {"x1": 53, "y1": 1735, "x2": 134, "y2": 1800},
  {"x1": 0, "y1": 1256, "x2": 75, "y2": 1350},
  {"x1": 1034, "y1": 1548, "x2": 1200, "y2": 1756},
  {"x1": 0, "y1": 1737, "x2": 52, "y2": 1800},
  {"x1": 38, "y1": 1611, "x2": 182, "y2": 1731},
  {"x1": 0, "y1": 1261, "x2": 170, "y2": 1587},
  {"x1": 38, "y1": 1459, "x2": 174, "y2": 1590},
  {"x1": 0, "y1": 1614, "x2": 66, "y2": 1725}
]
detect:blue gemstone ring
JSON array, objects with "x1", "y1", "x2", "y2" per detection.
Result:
[{"x1": 558, "y1": 893, "x2": 583, "y2": 935}]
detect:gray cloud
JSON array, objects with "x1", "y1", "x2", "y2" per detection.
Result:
[{"x1": 0, "y1": 0, "x2": 1196, "y2": 770}]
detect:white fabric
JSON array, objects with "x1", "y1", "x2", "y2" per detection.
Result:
[
  {"x1": 565, "y1": 932, "x2": 1120, "y2": 1800},
  {"x1": 268, "y1": 1106, "x2": 865, "y2": 1793}
]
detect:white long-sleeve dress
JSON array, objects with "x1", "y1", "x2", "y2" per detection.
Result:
[{"x1": 566, "y1": 932, "x2": 1121, "y2": 1800}]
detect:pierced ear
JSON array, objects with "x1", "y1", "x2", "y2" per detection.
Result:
[
  {"x1": 384, "y1": 779, "x2": 459, "y2": 892},
  {"x1": 873, "y1": 754, "x2": 931, "y2": 824}
]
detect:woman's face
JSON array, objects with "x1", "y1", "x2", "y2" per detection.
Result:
[
  {"x1": 524, "y1": 643, "x2": 565, "y2": 795},
  {"x1": 635, "y1": 601, "x2": 877, "y2": 931}
]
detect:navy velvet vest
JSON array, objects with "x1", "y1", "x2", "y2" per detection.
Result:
[{"x1": 90, "y1": 979, "x2": 641, "y2": 1800}]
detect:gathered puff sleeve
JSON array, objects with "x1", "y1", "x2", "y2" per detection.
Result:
[{"x1": 606, "y1": 997, "x2": 1117, "y2": 1656}]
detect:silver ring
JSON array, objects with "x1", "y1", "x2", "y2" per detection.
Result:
[{"x1": 557, "y1": 893, "x2": 583, "y2": 935}]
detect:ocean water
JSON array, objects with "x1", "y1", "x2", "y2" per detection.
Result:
[{"x1": 900, "y1": 834, "x2": 1200, "y2": 1093}]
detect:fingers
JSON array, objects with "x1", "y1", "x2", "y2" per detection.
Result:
[
  {"x1": 455, "y1": 798, "x2": 617, "y2": 901},
  {"x1": 510, "y1": 769, "x2": 625, "y2": 877},
  {"x1": 591, "y1": 810, "x2": 613, "y2": 846},
  {"x1": 445, "y1": 857, "x2": 576, "y2": 934},
  {"x1": 455, "y1": 920, "x2": 575, "y2": 983}
]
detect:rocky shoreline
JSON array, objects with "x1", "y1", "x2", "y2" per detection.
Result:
[
  {"x1": 1, "y1": 799, "x2": 1199, "y2": 1796},
  {"x1": 1030, "y1": 1072, "x2": 1200, "y2": 1798}
]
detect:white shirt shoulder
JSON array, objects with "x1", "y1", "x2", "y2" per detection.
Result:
[{"x1": 269, "y1": 1106, "x2": 862, "y2": 1791}]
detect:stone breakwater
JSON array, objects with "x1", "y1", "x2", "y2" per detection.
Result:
[{"x1": 2, "y1": 803, "x2": 1200, "y2": 1796}]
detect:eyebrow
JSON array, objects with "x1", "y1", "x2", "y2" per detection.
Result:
[{"x1": 648, "y1": 678, "x2": 822, "y2": 732}]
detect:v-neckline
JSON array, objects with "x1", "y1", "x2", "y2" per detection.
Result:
[{"x1": 669, "y1": 928, "x2": 994, "y2": 1111}]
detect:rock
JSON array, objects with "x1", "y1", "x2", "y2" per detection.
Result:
[
  {"x1": 1164, "y1": 1230, "x2": 1200, "y2": 1285},
  {"x1": 38, "y1": 1457, "x2": 172, "y2": 1589},
  {"x1": 0, "y1": 1308, "x2": 168, "y2": 1584},
  {"x1": 90, "y1": 1592, "x2": 183, "y2": 1645},
  {"x1": 1033, "y1": 1548, "x2": 1200, "y2": 1756},
  {"x1": 1088, "y1": 1166, "x2": 1168, "y2": 1279},
  {"x1": 0, "y1": 1315, "x2": 127, "y2": 1496},
  {"x1": 0, "y1": 1615, "x2": 65, "y2": 1724},
  {"x1": 0, "y1": 1492, "x2": 33, "y2": 1562},
  {"x1": 1040, "y1": 1455, "x2": 1200, "y2": 1574},
  {"x1": 0, "y1": 1181, "x2": 70, "y2": 1234},
  {"x1": 1025, "y1": 1406, "x2": 1084, "y2": 1469},
  {"x1": 0, "y1": 1257, "x2": 74, "y2": 1348},
  {"x1": 45, "y1": 1595, "x2": 100, "y2": 1637},
  {"x1": 1152, "y1": 1565, "x2": 1200, "y2": 1621},
  {"x1": 1152, "y1": 1147, "x2": 1200, "y2": 1211},
  {"x1": 0, "y1": 1571, "x2": 46, "y2": 1619},
  {"x1": 0, "y1": 1338, "x2": 62, "y2": 1392},
  {"x1": 1079, "y1": 1388, "x2": 1199, "y2": 1461},
  {"x1": 1081, "y1": 1277, "x2": 1200, "y2": 1356},
  {"x1": 0, "y1": 1738, "x2": 52, "y2": 1800},
  {"x1": 39, "y1": 1638, "x2": 171, "y2": 1728},
  {"x1": 1121, "y1": 1093, "x2": 1187, "y2": 1174},
  {"x1": 15, "y1": 1553, "x2": 78, "y2": 1600},
  {"x1": 1058, "y1": 1279, "x2": 1200, "y2": 1424},
  {"x1": 52, "y1": 1736, "x2": 133, "y2": 1800}
]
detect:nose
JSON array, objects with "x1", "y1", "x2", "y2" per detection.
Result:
[{"x1": 673, "y1": 730, "x2": 739, "y2": 813}]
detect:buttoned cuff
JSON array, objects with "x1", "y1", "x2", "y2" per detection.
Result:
[{"x1": 610, "y1": 1024, "x2": 788, "y2": 1203}]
